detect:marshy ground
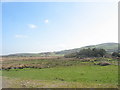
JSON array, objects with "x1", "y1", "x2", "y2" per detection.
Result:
[{"x1": 0, "y1": 56, "x2": 119, "y2": 88}]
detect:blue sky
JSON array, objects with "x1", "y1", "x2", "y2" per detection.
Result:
[{"x1": 2, "y1": 2, "x2": 118, "y2": 55}]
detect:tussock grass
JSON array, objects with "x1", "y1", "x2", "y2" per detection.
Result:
[{"x1": 2, "y1": 57, "x2": 118, "y2": 88}]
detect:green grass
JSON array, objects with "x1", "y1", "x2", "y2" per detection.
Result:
[
  {"x1": 2, "y1": 65, "x2": 118, "y2": 84},
  {"x1": 2, "y1": 57, "x2": 118, "y2": 88},
  {"x1": 0, "y1": 71, "x2": 2, "y2": 76}
]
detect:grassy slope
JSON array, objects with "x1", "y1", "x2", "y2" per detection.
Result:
[
  {"x1": 2, "y1": 65, "x2": 118, "y2": 88},
  {"x1": 55, "y1": 43, "x2": 119, "y2": 54},
  {"x1": 4, "y1": 42, "x2": 119, "y2": 57}
]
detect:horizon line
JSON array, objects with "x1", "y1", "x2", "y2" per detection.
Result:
[{"x1": 1, "y1": 42, "x2": 118, "y2": 56}]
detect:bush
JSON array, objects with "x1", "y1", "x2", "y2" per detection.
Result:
[
  {"x1": 64, "y1": 48, "x2": 106, "y2": 58},
  {"x1": 96, "y1": 62, "x2": 111, "y2": 66},
  {"x1": 112, "y1": 52, "x2": 120, "y2": 57}
]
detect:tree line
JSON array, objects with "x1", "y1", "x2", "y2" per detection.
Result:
[{"x1": 64, "y1": 48, "x2": 120, "y2": 58}]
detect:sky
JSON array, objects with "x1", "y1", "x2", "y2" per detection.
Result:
[{"x1": 1, "y1": 1, "x2": 118, "y2": 55}]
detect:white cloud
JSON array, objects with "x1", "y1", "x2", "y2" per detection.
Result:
[
  {"x1": 15, "y1": 35, "x2": 28, "y2": 38},
  {"x1": 44, "y1": 19, "x2": 49, "y2": 24},
  {"x1": 28, "y1": 24, "x2": 37, "y2": 29}
]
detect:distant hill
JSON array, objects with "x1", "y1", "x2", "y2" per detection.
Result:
[
  {"x1": 5, "y1": 42, "x2": 119, "y2": 57},
  {"x1": 55, "y1": 42, "x2": 119, "y2": 55},
  {"x1": 6, "y1": 52, "x2": 62, "y2": 57}
]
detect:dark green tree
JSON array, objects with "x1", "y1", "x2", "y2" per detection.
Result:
[
  {"x1": 64, "y1": 48, "x2": 106, "y2": 58},
  {"x1": 112, "y1": 52, "x2": 120, "y2": 57}
]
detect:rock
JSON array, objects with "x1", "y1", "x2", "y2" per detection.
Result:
[{"x1": 98, "y1": 62, "x2": 111, "y2": 66}]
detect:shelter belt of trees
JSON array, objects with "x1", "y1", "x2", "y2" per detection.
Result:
[{"x1": 64, "y1": 48, "x2": 120, "y2": 58}]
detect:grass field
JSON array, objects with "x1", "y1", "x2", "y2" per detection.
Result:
[{"x1": 1, "y1": 57, "x2": 119, "y2": 88}]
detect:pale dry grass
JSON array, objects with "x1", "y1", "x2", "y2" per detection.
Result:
[
  {"x1": 1, "y1": 56, "x2": 62, "y2": 62},
  {"x1": 2, "y1": 77, "x2": 118, "y2": 88}
]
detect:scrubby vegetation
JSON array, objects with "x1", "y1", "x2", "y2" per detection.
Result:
[
  {"x1": 112, "y1": 52, "x2": 120, "y2": 57},
  {"x1": 1, "y1": 56, "x2": 118, "y2": 70},
  {"x1": 1, "y1": 46, "x2": 119, "y2": 88},
  {"x1": 1, "y1": 55, "x2": 118, "y2": 88},
  {"x1": 64, "y1": 48, "x2": 120, "y2": 58},
  {"x1": 64, "y1": 48, "x2": 106, "y2": 58}
]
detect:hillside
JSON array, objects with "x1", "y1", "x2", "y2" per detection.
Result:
[
  {"x1": 55, "y1": 42, "x2": 119, "y2": 55},
  {"x1": 5, "y1": 42, "x2": 119, "y2": 57}
]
